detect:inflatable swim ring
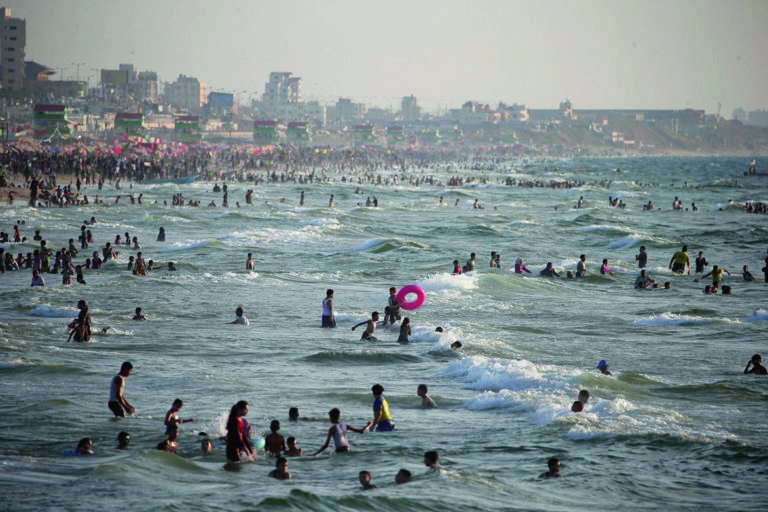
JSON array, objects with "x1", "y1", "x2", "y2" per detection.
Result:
[{"x1": 396, "y1": 285, "x2": 425, "y2": 311}]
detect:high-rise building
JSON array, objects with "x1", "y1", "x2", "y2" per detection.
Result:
[
  {"x1": 401, "y1": 95, "x2": 420, "y2": 123},
  {"x1": 263, "y1": 72, "x2": 302, "y2": 111},
  {"x1": 0, "y1": 7, "x2": 26, "y2": 91},
  {"x1": 164, "y1": 74, "x2": 207, "y2": 113}
]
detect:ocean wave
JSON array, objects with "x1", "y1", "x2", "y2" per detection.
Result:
[
  {"x1": 303, "y1": 350, "x2": 422, "y2": 365},
  {"x1": 418, "y1": 272, "x2": 479, "y2": 294},
  {"x1": 746, "y1": 308, "x2": 768, "y2": 322},
  {"x1": 25, "y1": 304, "x2": 77, "y2": 318},
  {"x1": 606, "y1": 234, "x2": 644, "y2": 250},
  {"x1": 155, "y1": 239, "x2": 211, "y2": 252},
  {"x1": 632, "y1": 312, "x2": 735, "y2": 326},
  {"x1": 581, "y1": 224, "x2": 634, "y2": 233}
]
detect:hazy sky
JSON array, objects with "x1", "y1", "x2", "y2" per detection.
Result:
[{"x1": 8, "y1": 0, "x2": 768, "y2": 114}]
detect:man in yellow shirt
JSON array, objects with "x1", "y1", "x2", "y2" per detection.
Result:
[{"x1": 668, "y1": 245, "x2": 691, "y2": 275}]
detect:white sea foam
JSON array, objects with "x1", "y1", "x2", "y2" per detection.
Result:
[
  {"x1": 418, "y1": 272, "x2": 479, "y2": 294},
  {"x1": 447, "y1": 355, "x2": 735, "y2": 442},
  {"x1": 156, "y1": 239, "x2": 209, "y2": 252},
  {"x1": 582, "y1": 224, "x2": 633, "y2": 233},
  {"x1": 746, "y1": 308, "x2": 768, "y2": 322},
  {"x1": 27, "y1": 304, "x2": 77, "y2": 318},
  {"x1": 606, "y1": 234, "x2": 644, "y2": 250},
  {"x1": 632, "y1": 312, "x2": 735, "y2": 326}
]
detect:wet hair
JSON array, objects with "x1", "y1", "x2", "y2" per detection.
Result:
[
  {"x1": 578, "y1": 390, "x2": 590, "y2": 403},
  {"x1": 121, "y1": 361, "x2": 133, "y2": 371},
  {"x1": 424, "y1": 450, "x2": 438, "y2": 464},
  {"x1": 228, "y1": 400, "x2": 248, "y2": 426},
  {"x1": 752, "y1": 354, "x2": 762, "y2": 362},
  {"x1": 418, "y1": 384, "x2": 428, "y2": 393},
  {"x1": 435, "y1": 326, "x2": 444, "y2": 333},
  {"x1": 287, "y1": 436, "x2": 296, "y2": 445},
  {"x1": 389, "y1": 286, "x2": 396, "y2": 293},
  {"x1": 77, "y1": 437, "x2": 92, "y2": 450},
  {"x1": 548, "y1": 457, "x2": 560, "y2": 468},
  {"x1": 270, "y1": 420, "x2": 280, "y2": 432},
  {"x1": 571, "y1": 401, "x2": 584, "y2": 412},
  {"x1": 359, "y1": 470, "x2": 371, "y2": 478},
  {"x1": 326, "y1": 289, "x2": 333, "y2": 297},
  {"x1": 288, "y1": 407, "x2": 299, "y2": 420},
  {"x1": 371, "y1": 384, "x2": 384, "y2": 395},
  {"x1": 371, "y1": 311, "x2": 379, "y2": 318},
  {"x1": 275, "y1": 457, "x2": 287, "y2": 467},
  {"x1": 117, "y1": 431, "x2": 130, "y2": 440},
  {"x1": 396, "y1": 469, "x2": 412, "y2": 482},
  {"x1": 173, "y1": 398, "x2": 183, "y2": 407},
  {"x1": 328, "y1": 408, "x2": 341, "y2": 422}
]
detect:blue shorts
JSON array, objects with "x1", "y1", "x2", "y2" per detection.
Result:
[
  {"x1": 321, "y1": 315, "x2": 336, "y2": 328},
  {"x1": 375, "y1": 420, "x2": 395, "y2": 432}
]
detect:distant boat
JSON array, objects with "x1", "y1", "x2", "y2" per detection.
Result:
[{"x1": 144, "y1": 176, "x2": 197, "y2": 185}]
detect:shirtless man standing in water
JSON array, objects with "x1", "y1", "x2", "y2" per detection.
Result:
[{"x1": 352, "y1": 312, "x2": 379, "y2": 341}]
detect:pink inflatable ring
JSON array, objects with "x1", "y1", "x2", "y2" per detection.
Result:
[{"x1": 396, "y1": 285, "x2": 425, "y2": 311}]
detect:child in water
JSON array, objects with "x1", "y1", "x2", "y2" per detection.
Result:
[{"x1": 398, "y1": 317, "x2": 411, "y2": 343}]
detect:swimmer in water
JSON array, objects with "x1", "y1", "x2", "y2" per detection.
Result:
[
  {"x1": 424, "y1": 450, "x2": 441, "y2": 468},
  {"x1": 116, "y1": 432, "x2": 130, "y2": 450},
  {"x1": 744, "y1": 354, "x2": 768, "y2": 375},
  {"x1": 284, "y1": 436, "x2": 302, "y2": 456},
  {"x1": 576, "y1": 254, "x2": 587, "y2": 277},
  {"x1": 312, "y1": 408, "x2": 372, "y2": 455},
  {"x1": 696, "y1": 265, "x2": 731, "y2": 287},
  {"x1": 264, "y1": 420, "x2": 287, "y2": 457},
  {"x1": 157, "y1": 425, "x2": 179, "y2": 454},
  {"x1": 669, "y1": 245, "x2": 691, "y2": 275},
  {"x1": 268, "y1": 457, "x2": 292, "y2": 480},
  {"x1": 164, "y1": 398, "x2": 194, "y2": 433},
  {"x1": 132, "y1": 307, "x2": 147, "y2": 321},
  {"x1": 359, "y1": 470, "x2": 376, "y2": 490},
  {"x1": 596, "y1": 360, "x2": 612, "y2": 375},
  {"x1": 514, "y1": 257, "x2": 531, "y2": 274},
  {"x1": 230, "y1": 306, "x2": 249, "y2": 325},
  {"x1": 398, "y1": 317, "x2": 411, "y2": 343},
  {"x1": 417, "y1": 384, "x2": 436, "y2": 408},
  {"x1": 539, "y1": 457, "x2": 562, "y2": 478},
  {"x1": 352, "y1": 312, "x2": 379, "y2": 341},
  {"x1": 395, "y1": 469, "x2": 412, "y2": 484},
  {"x1": 371, "y1": 383, "x2": 395, "y2": 432}
]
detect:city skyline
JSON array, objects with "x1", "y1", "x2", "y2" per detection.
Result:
[{"x1": 7, "y1": 0, "x2": 768, "y2": 114}]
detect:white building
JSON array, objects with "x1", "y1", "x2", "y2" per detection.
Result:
[
  {"x1": 164, "y1": 74, "x2": 207, "y2": 113},
  {"x1": 263, "y1": 72, "x2": 301, "y2": 111}
]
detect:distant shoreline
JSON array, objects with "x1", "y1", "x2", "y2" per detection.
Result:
[{"x1": 1, "y1": 149, "x2": 763, "y2": 207}]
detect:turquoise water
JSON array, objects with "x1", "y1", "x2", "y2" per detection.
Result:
[{"x1": 1, "y1": 155, "x2": 767, "y2": 511}]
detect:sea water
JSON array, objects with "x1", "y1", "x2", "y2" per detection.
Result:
[{"x1": 1, "y1": 155, "x2": 766, "y2": 511}]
